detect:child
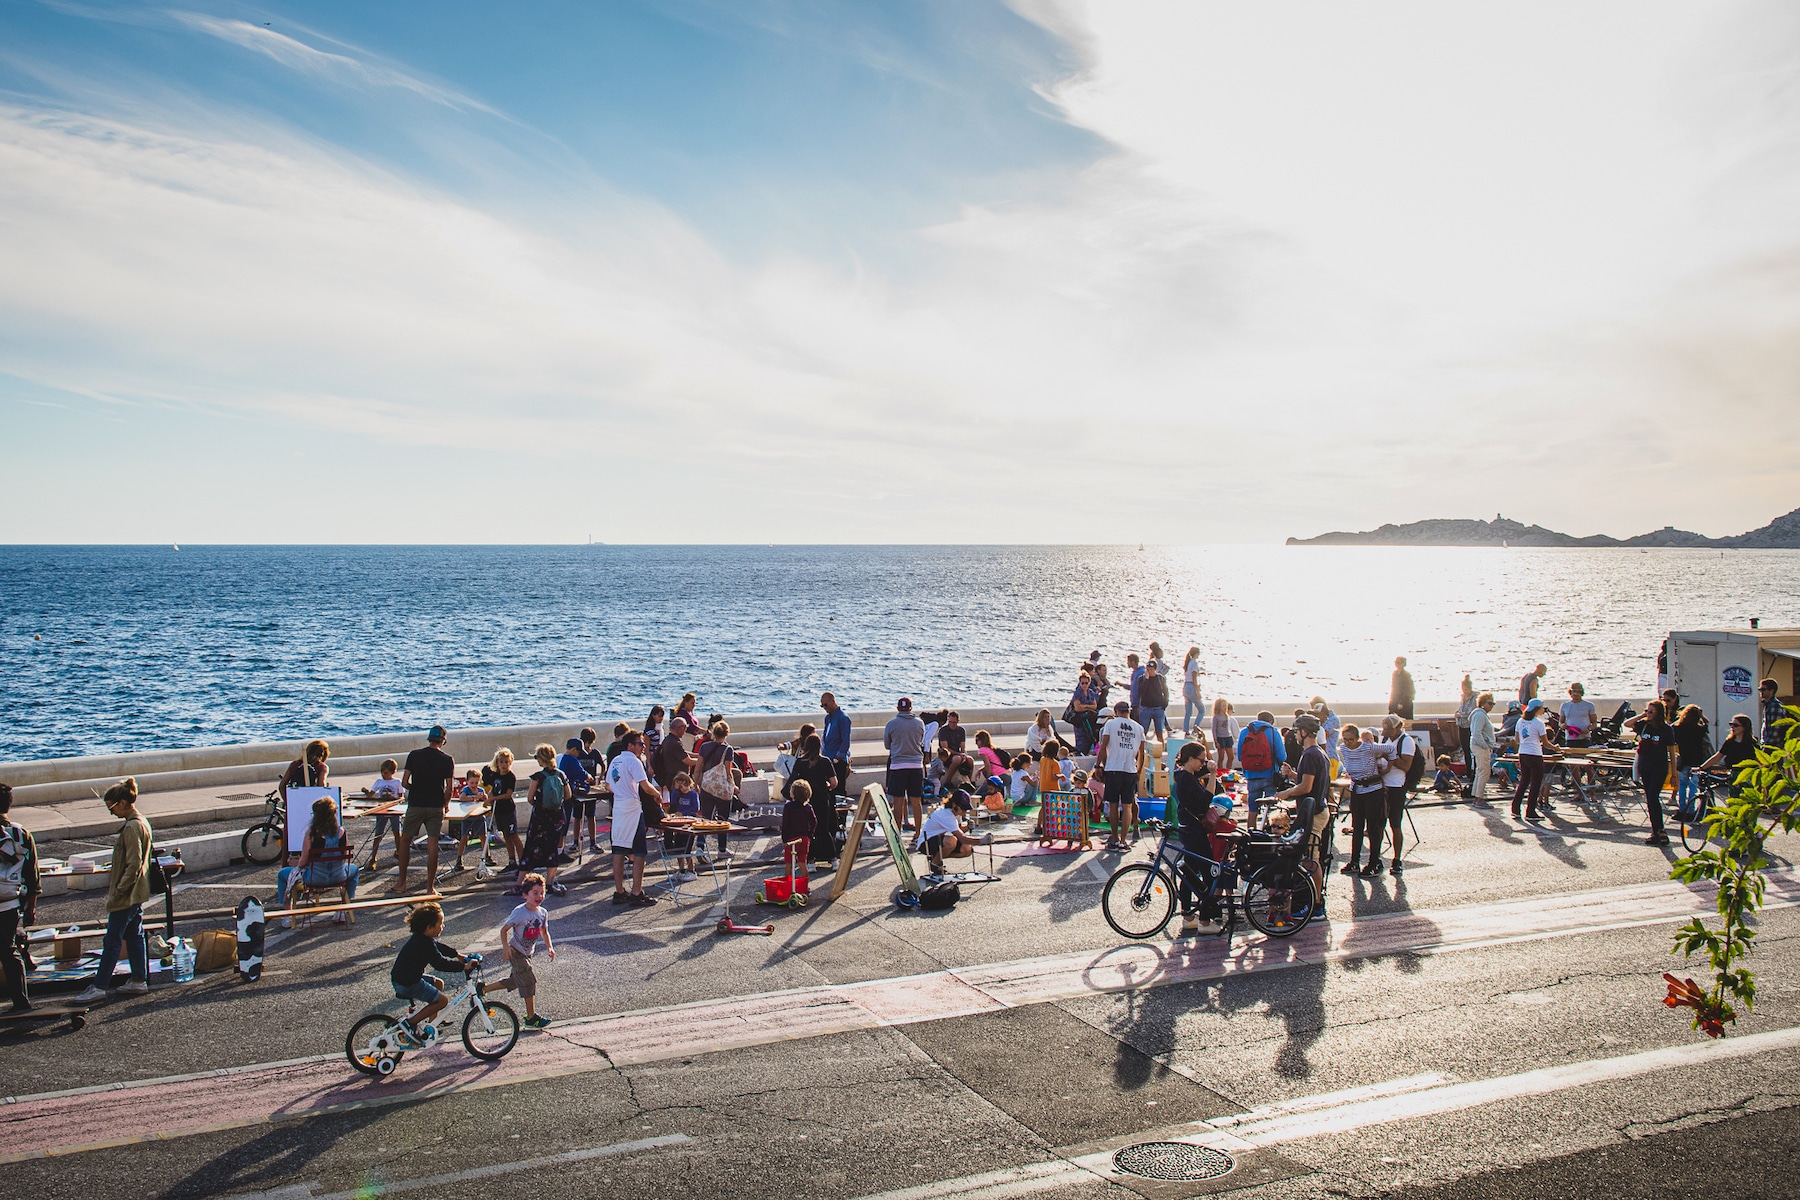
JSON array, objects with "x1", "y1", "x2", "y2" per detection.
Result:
[
  {"x1": 454, "y1": 770, "x2": 489, "y2": 872},
  {"x1": 1007, "y1": 754, "x2": 1037, "y2": 804},
  {"x1": 389, "y1": 902, "x2": 470, "y2": 1043},
  {"x1": 492, "y1": 873, "x2": 555, "y2": 1027},
  {"x1": 360, "y1": 759, "x2": 404, "y2": 869},
  {"x1": 665, "y1": 771, "x2": 702, "y2": 881},
  {"x1": 1080, "y1": 767, "x2": 1106, "y2": 823},
  {"x1": 781, "y1": 779, "x2": 817, "y2": 876},
  {"x1": 1037, "y1": 742, "x2": 1064, "y2": 796}
]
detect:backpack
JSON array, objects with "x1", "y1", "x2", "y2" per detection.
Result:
[
  {"x1": 0, "y1": 820, "x2": 27, "y2": 902},
  {"x1": 1398, "y1": 734, "x2": 1427, "y2": 793},
  {"x1": 536, "y1": 769, "x2": 568, "y2": 812},
  {"x1": 918, "y1": 881, "x2": 960, "y2": 910},
  {"x1": 1239, "y1": 726, "x2": 1275, "y2": 773}
]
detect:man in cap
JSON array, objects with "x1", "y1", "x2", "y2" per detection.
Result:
[
  {"x1": 1095, "y1": 700, "x2": 1147, "y2": 850},
  {"x1": 884, "y1": 697, "x2": 928, "y2": 832},
  {"x1": 392, "y1": 726, "x2": 454, "y2": 894},
  {"x1": 915, "y1": 789, "x2": 979, "y2": 875}
]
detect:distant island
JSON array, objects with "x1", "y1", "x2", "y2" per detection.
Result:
[{"x1": 1287, "y1": 506, "x2": 1800, "y2": 548}]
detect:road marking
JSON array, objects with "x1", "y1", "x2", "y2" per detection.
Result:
[
  {"x1": 870, "y1": 1028, "x2": 1800, "y2": 1199},
  {"x1": 218, "y1": 1133, "x2": 691, "y2": 1200},
  {"x1": 8, "y1": 869, "x2": 1798, "y2": 1162}
]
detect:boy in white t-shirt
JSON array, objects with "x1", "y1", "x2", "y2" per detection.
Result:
[
  {"x1": 360, "y1": 759, "x2": 405, "y2": 869},
  {"x1": 491, "y1": 872, "x2": 555, "y2": 1027}
]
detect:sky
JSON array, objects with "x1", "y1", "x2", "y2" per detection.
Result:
[{"x1": 1, "y1": 0, "x2": 1797, "y2": 544}]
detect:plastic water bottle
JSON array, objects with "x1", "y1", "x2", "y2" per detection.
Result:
[{"x1": 171, "y1": 937, "x2": 196, "y2": 983}]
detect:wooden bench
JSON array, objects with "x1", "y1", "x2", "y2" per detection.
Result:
[{"x1": 260, "y1": 892, "x2": 443, "y2": 923}]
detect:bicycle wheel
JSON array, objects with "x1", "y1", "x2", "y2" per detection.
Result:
[
  {"x1": 346, "y1": 1014, "x2": 406, "y2": 1075},
  {"x1": 1679, "y1": 790, "x2": 1715, "y2": 854},
  {"x1": 1242, "y1": 865, "x2": 1317, "y2": 938},
  {"x1": 463, "y1": 1000, "x2": 520, "y2": 1061},
  {"x1": 242, "y1": 821, "x2": 285, "y2": 865},
  {"x1": 1101, "y1": 863, "x2": 1177, "y2": 940}
]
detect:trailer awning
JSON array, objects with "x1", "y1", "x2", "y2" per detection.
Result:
[{"x1": 1765, "y1": 647, "x2": 1800, "y2": 662}]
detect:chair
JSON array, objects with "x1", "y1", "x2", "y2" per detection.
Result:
[{"x1": 289, "y1": 840, "x2": 356, "y2": 929}]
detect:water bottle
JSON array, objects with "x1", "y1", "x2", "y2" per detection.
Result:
[{"x1": 172, "y1": 937, "x2": 196, "y2": 983}]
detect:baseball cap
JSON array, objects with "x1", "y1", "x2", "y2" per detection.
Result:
[
  {"x1": 947, "y1": 789, "x2": 972, "y2": 810},
  {"x1": 897, "y1": 697, "x2": 913, "y2": 711},
  {"x1": 566, "y1": 737, "x2": 583, "y2": 749},
  {"x1": 427, "y1": 725, "x2": 447, "y2": 742},
  {"x1": 1525, "y1": 699, "x2": 1544, "y2": 714}
]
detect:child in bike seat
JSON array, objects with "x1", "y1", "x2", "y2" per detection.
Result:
[{"x1": 390, "y1": 902, "x2": 470, "y2": 1041}]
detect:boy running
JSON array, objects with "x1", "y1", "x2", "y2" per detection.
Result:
[{"x1": 492, "y1": 873, "x2": 555, "y2": 1027}]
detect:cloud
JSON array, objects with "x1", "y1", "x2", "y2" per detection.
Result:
[{"x1": 168, "y1": 11, "x2": 497, "y2": 114}]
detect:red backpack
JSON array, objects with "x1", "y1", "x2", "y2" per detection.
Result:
[{"x1": 1239, "y1": 726, "x2": 1275, "y2": 773}]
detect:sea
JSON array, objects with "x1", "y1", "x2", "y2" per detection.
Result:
[{"x1": 3, "y1": 544, "x2": 1797, "y2": 762}]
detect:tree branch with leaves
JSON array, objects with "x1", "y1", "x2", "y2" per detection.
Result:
[{"x1": 1666, "y1": 704, "x2": 1799, "y2": 1037}]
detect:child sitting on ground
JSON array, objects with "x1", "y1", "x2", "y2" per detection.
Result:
[
  {"x1": 1008, "y1": 754, "x2": 1037, "y2": 804},
  {"x1": 360, "y1": 759, "x2": 404, "y2": 869},
  {"x1": 491, "y1": 872, "x2": 555, "y2": 1027},
  {"x1": 389, "y1": 902, "x2": 470, "y2": 1043},
  {"x1": 665, "y1": 771, "x2": 702, "y2": 881},
  {"x1": 1081, "y1": 767, "x2": 1106, "y2": 823}
]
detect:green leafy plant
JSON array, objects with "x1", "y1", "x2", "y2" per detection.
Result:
[{"x1": 1666, "y1": 704, "x2": 1799, "y2": 1037}]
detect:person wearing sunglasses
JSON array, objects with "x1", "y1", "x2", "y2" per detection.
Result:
[{"x1": 1700, "y1": 715, "x2": 1761, "y2": 796}]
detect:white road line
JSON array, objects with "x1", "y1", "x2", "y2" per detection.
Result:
[
  {"x1": 869, "y1": 1028, "x2": 1800, "y2": 1200},
  {"x1": 219, "y1": 1133, "x2": 691, "y2": 1200}
]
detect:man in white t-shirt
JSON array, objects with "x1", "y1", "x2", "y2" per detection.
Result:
[
  {"x1": 1094, "y1": 701, "x2": 1147, "y2": 851},
  {"x1": 606, "y1": 732, "x2": 662, "y2": 908},
  {"x1": 915, "y1": 791, "x2": 977, "y2": 874}
]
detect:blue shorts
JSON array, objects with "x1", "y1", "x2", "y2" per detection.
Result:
[
  {"x1": 373, "y1": 813, "x2": 401, "y2": 837},
  {"x1": 393, "y1": 977, "x2": 441, "y2": 1004}
]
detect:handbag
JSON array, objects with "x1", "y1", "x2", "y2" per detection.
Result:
[{"x1": 700, "y1": 746, "x2": 734, "y2": 800}]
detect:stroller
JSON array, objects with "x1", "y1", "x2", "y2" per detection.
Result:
[{"x1": 1597, "y1": 702, "x2": 1637, "y2": 748}]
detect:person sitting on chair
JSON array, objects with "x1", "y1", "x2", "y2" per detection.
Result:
[
  {"x1": 916, "y1": 790, "x2": 978, "y2": 875},
  {"x1": 277, "y1": 797, "x2": 358, "y2": 926}
]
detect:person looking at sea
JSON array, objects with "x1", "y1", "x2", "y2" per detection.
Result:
[
  {"x1": 1181, "y1": 647, "x2": 1203, "y2": 737},
  {"x1": 1520, "y1": 663, "x2": 1547, "y2": 705},
  {"x1": 391, "y1": 726, "x2": 454, "y2": 895},
  {"x1": 1126, "y1": 653, "x2": 1143, "y2": 725},
  {"x1": 820, "y1": 692, "x2": 852, "y2": 797},
  {"x1": 1389, "y1": 657, "x2": 1415, "y2": 720},
  {"x1": 1139, "y1": 660, "x2": 1170, "y2": 740},
  {"x1": 73, "y1": 779, "x2": 152, "y2": 1003}
]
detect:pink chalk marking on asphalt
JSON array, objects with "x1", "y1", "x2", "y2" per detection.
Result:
[{"x1": 6, "y1": 869, "x2": 1797, "y2": 1164}]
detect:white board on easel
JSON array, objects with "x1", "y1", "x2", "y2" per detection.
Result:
[{"x1": 285, "y1": 787, "x2": 343, "y2": 853}]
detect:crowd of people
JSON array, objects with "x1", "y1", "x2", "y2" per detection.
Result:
[{"x1": 7, "y1": 649, "x2": 1792, "y2": 1015}]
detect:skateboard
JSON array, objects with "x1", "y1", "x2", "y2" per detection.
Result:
[
  {"x1": 0, "y1": 1003, "x2": 89, "y2": 1032},
  {"x1": 917, "y1": 871, "x2": 1001, "y2": 885}
]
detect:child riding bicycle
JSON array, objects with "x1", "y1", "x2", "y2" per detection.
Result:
[{"x1": 390, "y1": 902, "x2": 472, "y2": 1043}]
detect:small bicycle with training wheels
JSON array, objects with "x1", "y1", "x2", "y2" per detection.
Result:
[
  {"x1": 1101, "y1": 819, "x2": 1319, "y2": 940},
  {"x1": 345, "y1": 954, "x2": 519, "y2": 1076}
]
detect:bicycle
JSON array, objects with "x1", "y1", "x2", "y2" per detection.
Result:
[
  {"x1": 1101, "y1": 819, "x2": 1319, "y2": 941},
  {"x1": 345, "y1": 955, "x2": 519, "y2": 1077},
  {"x1": 1675, "y1": 771, "x2": 1731, "y2": 854},
  {"x1": 241, "y1": 788, "x2": 286, "y2": 865}
]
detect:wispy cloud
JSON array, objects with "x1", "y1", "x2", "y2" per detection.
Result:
[{"x1": 168, "y1": 11, "x2": 498, "y2": 114}]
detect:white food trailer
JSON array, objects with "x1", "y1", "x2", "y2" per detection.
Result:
[{"x1": 1666, "y1": 627, "x2": 1800, "y2": 729}]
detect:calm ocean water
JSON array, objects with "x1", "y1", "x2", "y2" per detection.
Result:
[{"x1": 2, "y1": 545, "x2": 1796, "y2": 762}]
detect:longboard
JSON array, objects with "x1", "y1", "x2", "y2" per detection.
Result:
[{"x1": 0, "y1": 1004, "x2": 89, "y2": 1031}]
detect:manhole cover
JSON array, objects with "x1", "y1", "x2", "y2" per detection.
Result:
[{"x1": 1112, "y1": 1141, "x2": 1237, "y2": 1181}]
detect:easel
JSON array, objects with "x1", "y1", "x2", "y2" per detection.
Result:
[{"x1": 829, "y1": 784, "x2": 919, "y2": 901}]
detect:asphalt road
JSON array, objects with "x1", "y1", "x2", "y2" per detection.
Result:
[{"x1": 7, "y1": 789, "x2": 1800, "y2": 1200}]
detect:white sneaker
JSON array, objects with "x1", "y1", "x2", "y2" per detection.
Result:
[
  {"x1": 72, "y1": 985, "x2": 107, "y2": 1004},
  {"x1": 676, "y1": 871, "x2": 698, "y2": 883},
  {"x1": 116, "y1": 979, "x2": 150, "y2": 995}
]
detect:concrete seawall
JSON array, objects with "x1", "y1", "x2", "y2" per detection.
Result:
[{"x1": 0, "y1": 698, "x2": 1561, "y2": 807}]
